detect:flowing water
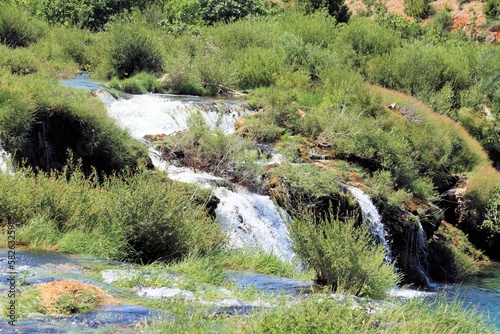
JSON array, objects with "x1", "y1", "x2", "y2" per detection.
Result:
[
  {"x1": 92, "y1": 83, "x2": 296, "y2": 263},
  {"x1": 345, "y1": 186, "x2": 393, "y2": 263},
  {"x1": 51, "y1": 75, "x2": 500, "y2": 330}
]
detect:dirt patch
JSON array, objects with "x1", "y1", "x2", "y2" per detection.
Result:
[{"x1": 39, "y1": 280, "x2": 121, "y2": 315}]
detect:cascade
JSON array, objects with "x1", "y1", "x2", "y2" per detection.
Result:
[
  {"x1": 415, "y1": 221, "x2": 436, "y2": 287},
  {"x1": 101, "y1": 92, "x2": 296, "y2": 262},
  {"x1": 345, "y1": 185, "x2": 393, "y2": 263},
  {"x1": 0, "y1": 141, "x2": 12, "y2": 173}
]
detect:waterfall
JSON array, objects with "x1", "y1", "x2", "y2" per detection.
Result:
[
  {"x1": 345, "y1": 186, "x2": 393, "y2": 263},
  {"x1": 106, "y1": 94, "x2": 248, "y2": 138},
  {"x1": 415, "y1": 221, "x2": 436, "y2": 288},
  {"x1": 213, "y1": 187, "x2": 295, "y2": 262},
  {"x1": 100, "y1": 92, "x2": 295, "y2": 262},
  {"x1": 0, "y1": 141, "x2": 12, "y2": 174}
]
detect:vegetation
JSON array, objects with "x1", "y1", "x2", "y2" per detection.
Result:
[
  {"x1": 288, "y1": 214, "x2": 398, "y2": 299},
  {"x1": 0, "y1": 167, "x2": 225, "y2": 261},
  {"x1": 0, "y1": 1, "x2": 499, "y2": 331}
]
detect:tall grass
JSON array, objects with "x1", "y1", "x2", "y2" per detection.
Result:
[
  {"x1": 288, "y1": 213, "x2": 399, "y2": 299},
  {"x1": 0, "y1": 168, "x2": 225, "y2": 262}
]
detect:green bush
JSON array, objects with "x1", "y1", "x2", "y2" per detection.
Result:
[
  {"x1": 300, "y1": 0, "x2": 351, "y2": 23},
  {"x1": 19, "y1": 0, "x2": 145, "y2": 30},
  {"x1": 404, "y1": 0, "x2": 432, "y2": 19},
  {"x1": 484, "y1": 0, "x2": 500, "y2": 16},
  {"x1": 288, "y1": 213, "x2": 398, "y2": 299},
  {"x1": 0, "y1": 2, "x2": 47, "y2": 48},
  {"x1": 200, "y1": 0, "x2": 267, "y2": 24},
  {"x1": 375, "y1": 12, "x2": 425, "y2": 40},
  {"x1": 0, "y1": 45, "x2": 39, "y2": 75},
  {"x1": 101, "y1": 16, "x2": 164, "y2": 79},
  {"x1": 337, "y1": 18, "x2": 400, "y2": 69},
  {"x1": 428, "y1": 222, "x2": 481, "y2": 281}
]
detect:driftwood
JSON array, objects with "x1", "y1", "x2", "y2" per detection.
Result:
[{"x1": 216, "y1": 85, "x2": 247, "y2": 97}]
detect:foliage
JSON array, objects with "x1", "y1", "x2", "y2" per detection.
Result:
[
  {"x1": 156, "y1": 111, "x2": 263, "y2": 180},
  {"x1": 428, "y1": 222, "x2": 482, "y2": 281},
  {"x1": 108, "y1": 72, "x2": 163, "y2": 94},
  {"x1": 0, "y1": 2, "x2": 47, "y2": 48},
  {"x1": 288, "y1": 213, "x2": 399, "y2": 299},
  {"x1": 375, "y1": 12, "x2": 425, "y2": 40},
  {"x1": 481, "y1": 184, "x2": 500, "y2": 251},
  {"x1": 430, "y1": 10, "x2": 453, "y2": 38},
  {"x1": 100, "y1": 15, "x2": 164, "y2": 79},
  {"x1": 255, "y1": 297, "x2": 493, "y2": 334},
  {"x1": 0, "y1": 166, "x2": 225, "y2": 262},
  {"x1": 300, "y1": 0, "x2": 351, "y2": 23},
  {"x1": 404, "y1": 0, "x2": 432, "y2": 19},
  {"x1": 484, "y1": 0, "x2": 500, "y2": 16},
  {"x1": 200, "y1": 0, "x2": 267, "y2": 24},
  {"x1": 16, "y1": 0, "x2": 146, "y2": 30},
  {"x1": 0, "y1": 71, "x2": 149, "y2": 173},
  {"x1": 220, "y1": 250, "x2": 301, "y2": 278}
]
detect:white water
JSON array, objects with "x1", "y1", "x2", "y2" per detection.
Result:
[
  {"x1": 0, "y1": 142, "x2": 12, "y2": 173},
  {"x1": 101, "y1": 92, "x2": 295, "y2": 262},
  {"x1": 213, "y1": 186, "x2": 295, "y2": 261},
  {"x1": 345, "y1": 186, "x2": 393, "y2": 263},
  {"x1": 415, "y1": 221, "x2": 437, "y2": 288},
  {"x1": 106, "y1": 93, "x2": 247, "y2": 138}
]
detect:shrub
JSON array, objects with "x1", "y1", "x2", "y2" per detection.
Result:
[
  {"x1": 101, "y1": 16, "x2": 164, "y2": 79},
  {"x1": 375, "y1": 12, "x2": 425, "y2": 40},
  {"x1": 300, "y1": 0, "x2": 351, "y2": 23},
  {"x1": 287, "y1": 213, "x2": 398, "y2": 299},
  {"x1": 404, "y1": 0, "x2": 432, "y2": 19},
  {"x1": 337, "y1": 18, "x2": 400, "y2": 69},
  {"x1": 431, "y1": 9, "x2": 453, "y2": 37},
  {"x1": 0, "y1": 167, "x2": 225, "y2": 262},
  {"x1": 19, "y1": 0, "x2": 145, "y2": 30},
  {"x1": 484, "y1": 0, "x2": 500, "y2": 16},
  {"x1": 0, "y1": 2, "x2": 47, "y2": 48},
  {"x1": 200, "y1": 0, "x2": 267, "y2": 24}
]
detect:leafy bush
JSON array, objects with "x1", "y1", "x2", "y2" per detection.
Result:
[
  {"x1": 288, "y1": 213, "x2": 398, "y2": 299},
  {"x1": 300, "y1": 0, "x2": 351, "y2": 23},
  {"x1": 375, "y1": 12, "x2": 425, "y2": 40},
  {"x1": 200, "y1": 0, "x2": 267, "y2": 24},
  {"x1": 0, "y1": 2, "x2": 47, "y2": 48},
  {"x1": 431, "y1": 9, "x2": 453, "y2": 38},
  {"x1": 404, "y1": 0, "x2": 432, "y2": 19},
  {"x1": 19, "y1": 0, "x2": 145, "y2": 30},
  {"x1": 484, "y1": 0, "x2": 500, "y2": 16},
  {"x1": 100, "y1": 16, "x2": 164, "y2": 79},
  {"x1": 337, "y1": 18, "x2": 400, "y2": 69}
]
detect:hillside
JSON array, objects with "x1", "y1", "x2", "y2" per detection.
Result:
[{"x1": 347, "y1": 0, "x2": 500, "y2": 42}]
